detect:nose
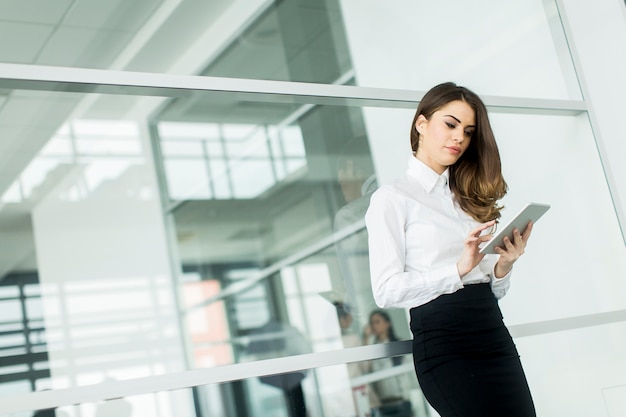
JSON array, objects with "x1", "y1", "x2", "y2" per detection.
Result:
[{"x1": 452, "y1": 127, "x2": 464, "y2": 143}]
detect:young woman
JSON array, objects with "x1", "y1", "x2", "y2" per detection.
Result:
[
  {"x1": 364, "y1": 82, "x2": 536, "y2": 416},
  {"x1": 363, "y1": 310, "x2": 414, "y2": 415}
]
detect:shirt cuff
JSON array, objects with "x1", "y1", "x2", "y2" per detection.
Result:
[
  {"x1": 492, "y1": 263, "x2": 512, "y2": 280},
  {"x1": 490, "y1": 264, "x2": 512, "y2": 299}
]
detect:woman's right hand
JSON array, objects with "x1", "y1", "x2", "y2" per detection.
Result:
[{"x1": 456, "y1": 220, "x2": 496, "y2": 278}]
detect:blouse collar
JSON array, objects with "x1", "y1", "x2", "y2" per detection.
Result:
[{"x1": 407, "y1": 154, "x2": 450, "y2": 193}]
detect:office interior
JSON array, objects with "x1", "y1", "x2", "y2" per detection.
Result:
[{"x1": 0, "y1": 0, "x2": 625, "y2": 416}]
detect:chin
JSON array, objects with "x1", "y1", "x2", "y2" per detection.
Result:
[{"x1": 442, "y1": 157, "x2": 461, "y2": 166}]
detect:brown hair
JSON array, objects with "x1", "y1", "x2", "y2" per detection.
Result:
[{"x1": 410, "y1": 82, "x2": 507, "y2": 222}]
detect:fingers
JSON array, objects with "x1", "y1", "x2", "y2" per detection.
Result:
[
  {"x1": 523, "y1": 221, "x2": 533, "y2": 243},
  {"x1": 469, "y1": 220, "x2": 496, "y2": 237},
  {"x1": 478, "y1": 234, "x2": 493, "y2": 242},
  {"x1": 497, "y1": 229, "x2": 526, "y2": 259},
  {"x1": 464, "y1": 234, "x2": 493, "y2": 247}
]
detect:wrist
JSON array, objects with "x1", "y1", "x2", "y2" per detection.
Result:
[
  {"x1": 456, "y1": 262, "x2": 469, "y2": 279},
  {"x1": 494, "y1": 260, "x2": 512, "y2": 278}
]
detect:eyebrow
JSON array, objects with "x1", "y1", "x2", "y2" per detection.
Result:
[{"x1": 444, "y1": 114, "x2": 475, "y2": 128}]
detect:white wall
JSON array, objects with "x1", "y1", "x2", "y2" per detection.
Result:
[{"x1": 339, "y1": 0, "x2": 577, "y2": 98}]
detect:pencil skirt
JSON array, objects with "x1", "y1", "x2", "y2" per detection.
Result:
[{"x1": 409, "y1": 283, "x2": 536, "y2": 417}]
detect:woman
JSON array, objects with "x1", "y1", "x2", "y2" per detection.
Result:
[
  {"x1": 363, "y1": 310, "x2": 414, "y2": 416},
  {"x1": 364, "y1": 82, "x2": 536, "y2": 416}
]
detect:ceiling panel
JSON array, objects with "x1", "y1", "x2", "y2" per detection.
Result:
[
  {"x1": 0, "y1": 21, "x2": 54, "y2": 63},
  {"x1": 63, "y1": 0, "x2": 162, "y2": 31},
  {"x1": 37, "y1": 26, "x2": 134, "y2": 68},
  {"x1": 124, "y1": 0, "x2": 232, "y2": 73},
  {"x1": 0, "y1": 0, "x2": 73, "y2": 25}
]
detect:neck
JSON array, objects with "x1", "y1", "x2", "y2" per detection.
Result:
[{"x1": 414, "y1": 152, "x2": 446, "y2": 175}]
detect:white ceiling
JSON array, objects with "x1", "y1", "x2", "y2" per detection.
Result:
[{"x1": 0, "y1": 0, "x2": 161, "y2": 66}]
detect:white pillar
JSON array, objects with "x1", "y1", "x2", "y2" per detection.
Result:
[{"x1": 31, "y1": 121, "x2": 194, "y2": 417}]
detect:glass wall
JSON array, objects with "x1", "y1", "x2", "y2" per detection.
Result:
[
  {"x1": 0, "y1": 0, "x2": 624, "y2": 416},
  {"x1": 12, "y1": 355, "x2": 429, "y2": 417},
  {"x1": 151, "y1": 94, "x2": 410, "y2": 375}
]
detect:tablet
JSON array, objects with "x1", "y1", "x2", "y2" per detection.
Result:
[{"x1": 479, "y1": 202, "x2": 550, "y2": 254}]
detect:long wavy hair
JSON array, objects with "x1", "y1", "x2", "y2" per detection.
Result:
[{"x1": 410, "y1": 82, "x2": 507, "y2": 222}]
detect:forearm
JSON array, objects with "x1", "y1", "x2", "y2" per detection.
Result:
[
  {"x1": 494, "y1": 260, "x2": 513, "y2": 279},
  {"x1": 371, "y1": 264, "x2": 463, "y2": 308}
]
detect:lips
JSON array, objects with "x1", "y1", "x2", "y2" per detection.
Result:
[{"x1": 446, "y1": 146, "x2": 461, "y2": 154}]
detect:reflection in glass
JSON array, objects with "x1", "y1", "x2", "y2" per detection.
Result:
[
  {"x1": 1, "y1": 120, "x2": 143, "y2": 205},
  {"x1": 158, "y1": 121, "x2": 306, "y2": 201},
  {"x1": 0, "y1": 274, "x2": 50, "y2": 405},
  {"x1": 153, "y1": 92, "x2": 382, "y2": 364},
  {"x1": 201, "y1": 0, "x2": 352, "y2": 85}
]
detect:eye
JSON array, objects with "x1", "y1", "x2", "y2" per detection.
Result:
[
  {"x1": 464, "y1": 130, "x2": 474, "y2": 137},
  {"x1": 445, "y1": 122, "x2": 455, "y2": 129}
]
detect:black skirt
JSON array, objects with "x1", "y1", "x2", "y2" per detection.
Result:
[{"x1": 410, "y1": 283, "x2": 536, "y2": 417}]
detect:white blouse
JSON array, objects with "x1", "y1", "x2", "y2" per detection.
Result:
[{"x1": 364, "y1": 156, "x2": 511, "y2": 309}]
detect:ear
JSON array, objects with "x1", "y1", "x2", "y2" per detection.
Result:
[{"x1": 415, "y1": 114, "x2": 428, "y2": 134}]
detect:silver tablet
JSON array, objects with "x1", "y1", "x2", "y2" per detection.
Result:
[{"x1": 479, "y1": 202, "x2": 550, "y2": 254}]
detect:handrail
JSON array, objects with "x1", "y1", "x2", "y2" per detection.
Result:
[
  {"x1": 0, "y1": 341, "x2": 411, "y2": 413},
  {"x1": 2, "y1": 308, "x2": 626, "y2": 413}
]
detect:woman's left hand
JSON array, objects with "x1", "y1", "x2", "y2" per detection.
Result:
[{"x1": 494, "y1": 222, "x2": 533, "y2": 278}]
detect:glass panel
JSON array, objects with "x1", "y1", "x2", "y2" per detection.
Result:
[
  {"x1": 0, "y1": 89, "x2": 194, "y2": 408},
  {"x1": 154, "y1": 95, "x2": 384, "y2": 372},
  {"x1": 179, "y1": 243, "x2": 398, "y2": 371},
  {"x1": 9, "y1": 321, "x2": 626, "y2": 417},
  {"x1": 156, "y1": 97, "x2": 624, "y2": 378},
  {"x1": 0, "y1": 85, "x2": 624, "y2": 417}
]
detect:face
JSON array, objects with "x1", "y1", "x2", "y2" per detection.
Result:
[
  {"x1": 370, "y1": 313, "x2": 390, "y2": 339},
  {"x1": 414, "y1": 100, "x2": 475, "y2": 174}
]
